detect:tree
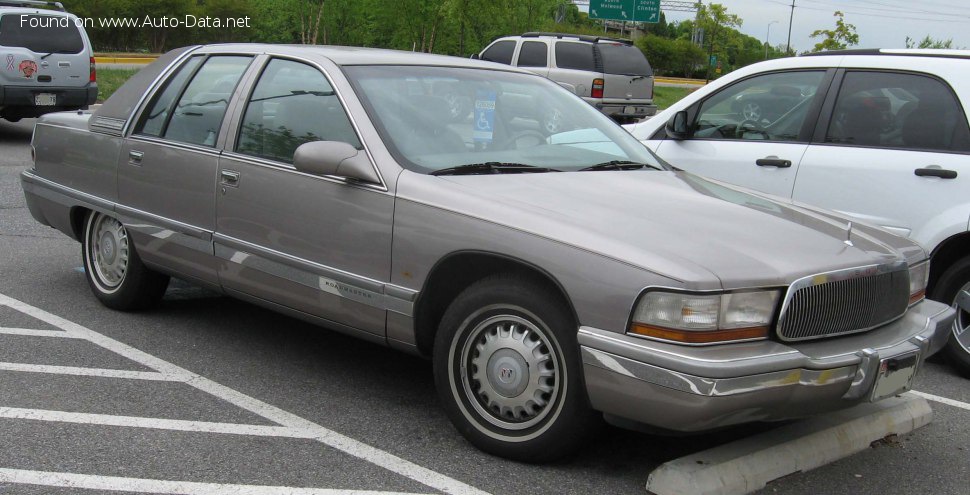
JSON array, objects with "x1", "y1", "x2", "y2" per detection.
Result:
[
  {"x1": 905, "y1": 36, "x2": 960, "y2": 49},
  {"x1": 809, "y1": 11, "x2": 859, "y2": 52},
  {"x1": 697, "y1": 3, "x2": 741, "y2": 80}
]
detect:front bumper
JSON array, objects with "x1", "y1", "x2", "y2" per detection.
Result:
[{"x1": 579, "y1": 299, "x2": 955, "y2": 432}]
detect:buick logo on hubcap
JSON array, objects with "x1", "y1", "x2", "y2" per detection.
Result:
[{"x1": 498, "y1": 367, "x2": 515, "y2": 383}]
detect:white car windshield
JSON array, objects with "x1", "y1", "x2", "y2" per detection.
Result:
[{"x1": 345, "y1": 65, "x2": 664, "y2": 174}]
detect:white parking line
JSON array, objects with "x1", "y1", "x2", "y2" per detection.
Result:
[
  {"x1": 909, "y1": 390, "x2": 970, "y2": 412},
  {"x1": 0, "y1": 468, "x2": 429, "y2": 495},
  {"x1": 0, "y1": 327, "x2": 77, "y2": 338},
  {"x1": 0, "y1": 292, "x2": 490, "y2": 495},
  {"x1": 0, "y1": 362, "x2": 177, "y2": 380}
]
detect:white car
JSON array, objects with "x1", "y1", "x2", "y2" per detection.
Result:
[{"x1": 626, "y1": 49, "x2": 970, "y2": 376}]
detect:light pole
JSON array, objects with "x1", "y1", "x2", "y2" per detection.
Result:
[{"x1": 765, "y1": 21, "x2": 779, "y2": 59}]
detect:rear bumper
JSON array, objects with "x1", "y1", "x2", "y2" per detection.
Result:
[
  {"x1": 585, "y1": 98, "x2": 658, "y2": 118},
  {"x1": 0, "y1": 84, "x2": 97, "y2": 116},
  {"x1": 579, "y1": 299, "x2": 955, "y2": 432}
]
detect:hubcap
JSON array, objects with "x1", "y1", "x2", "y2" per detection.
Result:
[
  {"x1": 952, "y1": 283, "x2": 970, "y2": 352},
  {"x1": 742, "y1": 102, "x2": 761, "y2": 121},
  {"x1": 89, "y1": 214, "x2": 129, "y2": 289},
  {"x1": 460, "y1": 314, "x2": 559, "y2": 430}
]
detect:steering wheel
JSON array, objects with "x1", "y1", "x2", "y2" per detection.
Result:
[
  {"x1": 500, "y1": 130, "x2": 547, "y2": 150},
  {"x1": 735, "y1": 119, "x2": 768, "y2": 139}
]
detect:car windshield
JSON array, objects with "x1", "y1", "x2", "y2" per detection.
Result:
[
  {"x1": 344, "y1": 65, "x2": 664, "y2": 174},
  {"x1": 0, "y1": 14, "x2": 84, "y2": 54}
]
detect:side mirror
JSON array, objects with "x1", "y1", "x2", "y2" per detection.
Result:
[
  {"x1": 293, "y1": 141, "x2": 380, "y2": 184},
  {"x1": 665, "y1": 110, "x2": 690, "y2": 140}
]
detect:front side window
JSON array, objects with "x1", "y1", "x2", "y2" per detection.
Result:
[
  {"x1": 693, "y1": 71, "x2": 825, "y2": 142},
  {"x1": 0, "y1": 14, "x2": 83, "y2": 53},
  {"x1": 163, "y1": 56, "x2": 252, "y2": 147},
  {"x1": 517, "y1": 41, "x2": 547, "y2": 68},
  {"x1": 237, "y1": 58, "x2": 360, "y2": 164},
  {"x1": 481, "y1": 41, "x2": 515, "y2": 65},
  {"x1": 554, "y1": 42, "x2": 595, "y2": 71},
  {"x1": 825, "y1": 71, "x2": 970, "y2": 152},
  {"x1": 345, "y1": 65, "x2": 662, "y2": 174}
]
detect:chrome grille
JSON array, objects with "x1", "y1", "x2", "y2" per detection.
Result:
[{"x1": 777, "y1": 266, "x2": 910, "y2": 342}]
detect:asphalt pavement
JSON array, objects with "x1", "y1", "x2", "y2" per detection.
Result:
[{"x1": 0, "y1": 117, "x2": 967, "y2": 494}]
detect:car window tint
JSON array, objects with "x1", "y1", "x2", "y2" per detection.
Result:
[
  {"x1": 555, "y1": 42, "x2": 595, "y2": 71},
  {"x1": 694, "y1": 71, "x2": 825, "y2": 143},
  {"x1": 236, "y1": 58, "x2": 361, "y2": 164},
  {"x1": 517, "y1": 42, "x2": 547, "y2": 68},
  {"x1": 162, "y1": 56, "x2": 251, "y2": 147},
  {"x1": 481, "y1": 41, "x2": 515, "y2": 65},
  {"x1": 137, "y1": 56, "x2": 204, "y2": 138},
  {"x1": 0, "y1": 14, "x2": 84, "y2": 53},
  {"x1": 826, "y1": 71, "x2": 970, "y2": 152},
  {"x1": 599, "y1": 43, "x2": 652, "y2": 76}
]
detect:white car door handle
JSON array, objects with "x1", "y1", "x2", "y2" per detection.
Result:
[
  {"x1": 756, "y1": 157, "x2": 792, "y2": 168},
  {"x1": 915, "y1": 168, "x2": 957, "y2": 179}
]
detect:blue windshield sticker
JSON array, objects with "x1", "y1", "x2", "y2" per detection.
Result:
[{"x1": 473, "y1": 90, "x2": 496, "y2": 142}]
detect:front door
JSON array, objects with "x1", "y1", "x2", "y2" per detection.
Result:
[{"x1": 215, "y1": 58, "x2": 393, "y2": 337}]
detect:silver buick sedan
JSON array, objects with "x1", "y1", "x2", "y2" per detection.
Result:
[{"x1": 21, "y1": 44, "x2": 955, "y2": 462}]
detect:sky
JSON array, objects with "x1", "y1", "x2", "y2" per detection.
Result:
[{"x1": 575, "y1": 0, "x2": 970, "y2": 52}]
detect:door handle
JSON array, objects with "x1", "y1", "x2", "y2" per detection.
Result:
[
  {"x1": 220, "y1": 170, "x2": 240, "y2": 187},
  {"x1": 128, "y1": 150, "x2": 143, "y2": 166},
  {"x1": 915, "y1": 167, "x2": 957, "y2": 179},
  {"x1": 755, "y1": 157, "x2": 792, "y2": 168}
]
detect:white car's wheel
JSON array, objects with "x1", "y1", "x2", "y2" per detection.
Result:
[
  {"x1": 433, "y1": 274, "x2": 597, "y2": 462},
  {"x1": 931, "y1": 257, "x2": 970, "y2": 377},
  {"x1": 82, "y1": 211, "x2": 169, "y2": 310}
]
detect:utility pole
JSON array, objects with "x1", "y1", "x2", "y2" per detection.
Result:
[
  {"x1": 765, "y1": 20, "x2": 778, "y2": 59},
  {"x1": 786, "y1": 0, "x2": 795, "y2": 55}
]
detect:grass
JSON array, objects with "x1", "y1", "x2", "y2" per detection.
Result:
[
  {"x1": 96, "y1": 68, "x2": 140, "y2": 103},
  {"x1": 653, "y1": 86, "x2": 697, "y2": 111}
]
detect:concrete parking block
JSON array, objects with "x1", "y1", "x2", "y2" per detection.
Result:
[{"x1": 645, "y1": 394, "x2": 933, "y2": 495}]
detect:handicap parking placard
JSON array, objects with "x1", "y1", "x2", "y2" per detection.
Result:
[{"x1": 473, "y1": 90, "x2": 496, "y2": 142}]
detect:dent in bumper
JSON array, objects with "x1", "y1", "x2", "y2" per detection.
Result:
[{"x1": 579, "y1": 299, "x2": 955, "y2": 431}]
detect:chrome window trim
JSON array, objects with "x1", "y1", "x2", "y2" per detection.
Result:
[
  {"x1": 122, "y1": 46, "x2": 202, "y2": 137},
  {"x1": 128, "y1": 135, "x2": 222, "y2": 158},
  {"x1": 776, "y1": 261, "x2": 910, "y2": 342},
  {"x1": 227, "y1": 53, "x2": 388, "y2": 192}
]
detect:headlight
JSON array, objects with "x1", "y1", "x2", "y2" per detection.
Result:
[
  {"x1": 908, "y1": 261, "x2": 930, "y2": 305},
  {"x1": 629, "y1": 290, "x2": 780, "y2": 344}
]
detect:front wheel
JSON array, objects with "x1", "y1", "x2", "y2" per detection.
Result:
[
  {"x1": 433, "y1": 275, "x2": 596, "y2": 462},
  {"x1": 930, "y1": 256, "x2": 970, "y2": 377},
  {"x1": 82, "y1": 211, "x2": 169, "y2": 310}
]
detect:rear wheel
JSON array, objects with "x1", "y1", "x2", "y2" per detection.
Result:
[
  {"x1": 82, "y1": 211, "x2": 169, "y2": 310},
  {"x1": 930, "y1": 257, "x2": 970, "y2": 377},
  {"x1": 433, "y1": 274, "x2": 596, "y2": 462}
]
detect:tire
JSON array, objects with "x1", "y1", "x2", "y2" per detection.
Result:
[
  {"x1": 82, "y1": 211, "x2": 169, "y2": 311},
  {"x1": 433, "y1": 274, "x2": 597, "y2": 462},
  {"x1": 929, "y1": 256, "x2": 970, "y2": 377}
]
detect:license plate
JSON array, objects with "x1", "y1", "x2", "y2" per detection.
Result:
[
  {"x1": 870, "y1": 351, "x2": 919, "y2": 402},
  {"x1": 35, "y1": 93, "x2": 56, "y2": 106},
  {"x1": 624, "y1": 105, "x2": 635, "y2": 114}
]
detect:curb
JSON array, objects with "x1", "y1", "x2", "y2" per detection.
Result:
[{"x1": 645, "y1": 394, "x2": 933, "y2": 495}]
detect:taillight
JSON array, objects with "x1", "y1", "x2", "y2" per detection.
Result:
[
  {"x1": 591, "y1": 78, "x2": 604, "y2": 98},
  {"x1": 89, "y1": 57, "x2": 96, "y2": 83}
]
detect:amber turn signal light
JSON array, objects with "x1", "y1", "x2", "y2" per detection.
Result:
[{"x1": 629, "y1": 323, "x2": 769, "y2": 344}]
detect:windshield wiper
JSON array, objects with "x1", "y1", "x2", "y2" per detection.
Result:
[
  {"x1": 579, "y1": 160, "x2": 662, "y2": 171},
  {"x1": 430, "y1": 162, "x2": 561, "y2": 176}
]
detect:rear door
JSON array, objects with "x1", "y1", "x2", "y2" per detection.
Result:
[
  {"x1": 794, "y1": 69, "x2": 970, "y2": 244},
  {"x1": 654, "y1": 69, "x2": 832, "y2": 198},
  {"x1": 0, "y1": 13, "x2": 89, "y2": 91},
  {"x1": 597, "y1": 42, "x2": 653, "y2": 101}
]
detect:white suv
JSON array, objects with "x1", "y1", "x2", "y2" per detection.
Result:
[{"x1": 626, "y1": 49, "x2": 970, "y2": 376}]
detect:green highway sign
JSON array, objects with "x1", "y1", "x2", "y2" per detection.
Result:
[{"x1": 589, "y1": 0, "x2": 661, "y2": 23}]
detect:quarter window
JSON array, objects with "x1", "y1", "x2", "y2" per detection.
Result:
[
  {"x1": 517, "y1": 42, "x2": 547, "y2": 68},
  {"x1": 236, "y1": 58, "x2": 360, "y2": 164},
  {"x1": 481, "y1": 41, "x2": 515, "y2": 65},
  {"x1": 163, "y1": 56, "x2": 252, "y2": 147},
  {"x1": 825, "y1": 71, "x2": 970, "y2": 152},
  {"x1": 554, "y1": 42, "x2": 595, "y2": 71},
  {"x1": 694, "y1": 71, "x2": 825, "y2": 142}
]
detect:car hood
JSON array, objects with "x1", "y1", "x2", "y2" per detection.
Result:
[{"x1": 398, "y1": 170, "x2": 922, "y2": 289}]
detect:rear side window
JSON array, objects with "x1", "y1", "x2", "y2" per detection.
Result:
[
  {"x1": 137, "y1": 56, "x2": 204, "y2": 138},
  {"x1": 0, "y1": 14, "x2": 84, "y2": 54},
  {"x1": 555, "y1": 42, "x2": 595, "y2": 71},
  {"x1": 164, "y1": 56, "x2": 252, "y2": 146},
  {"x1": 599, "y1": 43, "x2": 652, "y2": 76},
  {"x1": 481, "y1": 41, "x2": 515, "y2": 65},
  {"x1": 826, "y1": 71, "x2": 970, "y2": 152},
  {"x1": 517, "y1": 41, "x2": 547, "y2": 68}
]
